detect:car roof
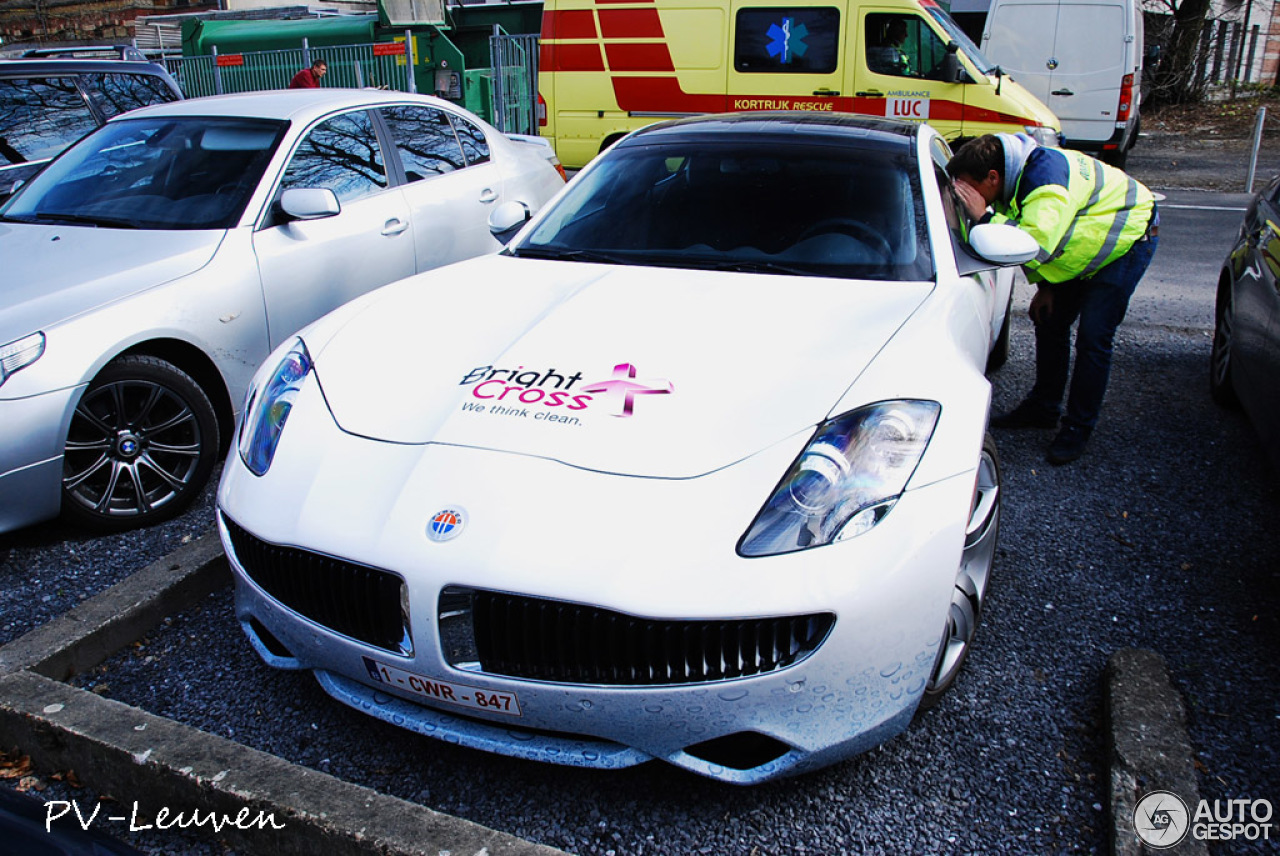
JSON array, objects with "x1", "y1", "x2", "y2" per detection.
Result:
[
  {"x1": 622, "y1": 111, "x2": 926, "y2": 153},
  {"x1": 0, "y1": 57, "x2": 175, "y2": 77},
  {"x1": 113, "y1": 89, "x2": 472, "y2": 126}
]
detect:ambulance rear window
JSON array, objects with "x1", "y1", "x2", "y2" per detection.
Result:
[{"x1": 734, "y1": 8, "x2": 841, "y2": 74}]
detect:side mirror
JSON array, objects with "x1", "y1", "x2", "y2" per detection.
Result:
[
  {"x1": 489, "y1": 200, "x2": 531, "y2": 244},
  {"x1": 968, "y1": 223, "x2": 1039, "y2": 264},
  {"x1": 941, "y1": 41, "x2": 962, "y2": 83},
  {"x1": 279, "y1": 187, "x2": 340, "y2": 221}
]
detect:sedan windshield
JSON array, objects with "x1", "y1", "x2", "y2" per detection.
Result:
[
  {"x1": 3, "y1": 116, "x2": 287, "y2": 230},
  {"x1": 514, "y1": 140, "x2": 932, "y2": 281}
]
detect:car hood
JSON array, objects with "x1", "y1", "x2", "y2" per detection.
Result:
[
  {"x1": 313, "y1": 254, "x2": 933, "y2": 478},
  {"x1": 0, "y1": 222, "x2": 224, "y2": 344}
]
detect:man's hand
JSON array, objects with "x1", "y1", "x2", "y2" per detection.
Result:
[
  {"x1": 952, "y1": 180, "x2": 990, "y2": 221},
  {"x1": 1029, "y1": 287, "x2": 1054, "y2": 324}
]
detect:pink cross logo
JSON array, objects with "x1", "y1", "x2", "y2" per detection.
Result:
[{"x1": 581, "y1": 363, "x2": 673, "y2": 418}]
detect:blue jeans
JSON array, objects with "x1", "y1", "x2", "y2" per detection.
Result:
[{"x1": 1026, "y1": 229, "x2": 1158, "y2": 432}]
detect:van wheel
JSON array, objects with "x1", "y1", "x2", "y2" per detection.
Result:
[
  {"x1": 61, "y1": 356, "x2": 219, "y2": 532},
  {"x1": 1100, "y1": 148, "x2": 1128, "y2": 169}
]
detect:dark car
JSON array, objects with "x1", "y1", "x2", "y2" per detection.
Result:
[
  {"x1": 0, "y1": 51, "x2": 182, "y2": 199},
  {"x1": 1211, "y1": 174, "x2": 1280, "y2": 472}
]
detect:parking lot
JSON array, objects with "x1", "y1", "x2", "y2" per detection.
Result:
[{"x1": 2, "y1": 151, "x2": 1279, "y2": 853}]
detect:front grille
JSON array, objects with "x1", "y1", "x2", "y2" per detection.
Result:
[
  {"x1": 222, "y1": 515, "x2": 412, "y2": 656},
  {"x1": 443, "y1": 587, "x2": 833, "y2": 686}
]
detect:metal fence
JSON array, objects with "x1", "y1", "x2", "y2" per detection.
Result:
[
  {"x1": 489, "y1": 30, "x2": 539, "y2": 135},
  {"x1": 161, "y1": 38, "x2": 416, "y2": 99}
]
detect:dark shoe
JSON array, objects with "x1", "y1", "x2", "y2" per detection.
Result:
[
  {"x1": 1047, "y1": 425, "x2": 1091, "y2": 465},
  {"x1": 991, "y1": 400, "x2": 1059, "y2": 430}
]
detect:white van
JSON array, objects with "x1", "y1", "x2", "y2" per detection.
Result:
[{"x1": 980, "y1": 0, "x2": 1142, "y2": 166}]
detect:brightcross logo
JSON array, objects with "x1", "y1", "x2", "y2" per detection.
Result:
[{"x1": 1134, "y1": 790, "x2": 1275, "y2": 847}]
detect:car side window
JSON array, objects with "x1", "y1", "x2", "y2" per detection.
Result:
[
  {"x1": 865, "y1": 13, "x2": 948, "y2": 79},
  {"x1": 280, "y1": 110, "x2": 388, "y2": 204},
  {"x1": 79, "y1": 72, "x2": 180, "y2": 119},
  {"x1": 0, "y1": 77, "x2": 100, "y2": 165},
  {"x1": 379, "y1": 105, "x2": 466, "y2": 182},
  {"x1": 733, "y1": 7, "x2": 840, "y2": 73},
  {"x1": 450, "y1": 115, "x2": 490, "y2": 166},
  {"x1": 935, "y1": 164, "x2": 973, "y2": 257}
]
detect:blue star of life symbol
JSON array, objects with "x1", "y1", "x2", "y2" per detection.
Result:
[{"x1": 766, "y1": 17, "x2": 809, "y2": 64}]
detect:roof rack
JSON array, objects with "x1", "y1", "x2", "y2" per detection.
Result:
[{"x1": 19, "y1": 45, "x2": 149, "y2": 62}]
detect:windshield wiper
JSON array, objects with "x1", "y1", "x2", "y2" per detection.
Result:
[
  {"x1": 511, "y1": 246, "x2": 630, "y2": 265},
  {"x1": 33, "y1": 211, "x2": 140, "y2": 229},
  {"x1": 693, "y1": 259, "x2": 818, "y2": 276}
]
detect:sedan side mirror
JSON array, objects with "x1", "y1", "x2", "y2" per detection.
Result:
[
  {"x1": 279, "y1": 187, "x2": 341, "y2": 221},
  {"x1": 489, "y1": 200, "x2": 531, "y2": 244},
  {"x1": 957, "y1": 223, "x2": 1039, "y2": 274}
]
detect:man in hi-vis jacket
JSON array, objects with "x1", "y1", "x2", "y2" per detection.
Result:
[{"x1": 948, "y1": 133, "x2": 1159, "y2": 465}]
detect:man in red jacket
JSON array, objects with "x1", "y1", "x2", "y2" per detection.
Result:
[{"x1": 288, "y1": 60, "x2": 328, "y2": 89}]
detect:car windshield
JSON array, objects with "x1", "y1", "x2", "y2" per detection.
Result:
[
  {"x1": 2, "y1": 116, "x2": 287, "y2": 230},
  {"x1": 513, "y1": 139, "x2": 932, "y2": 281}
]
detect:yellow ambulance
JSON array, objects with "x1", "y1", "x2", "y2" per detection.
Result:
[{"x1": 538, "y1": 0, "x2": 1061, "y2": 168}]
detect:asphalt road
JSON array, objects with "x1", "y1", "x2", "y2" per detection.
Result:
[{"x1": 3, "y1": 159, "x2": 1279, "y2": 856}]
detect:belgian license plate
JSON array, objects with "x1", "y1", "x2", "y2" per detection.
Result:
[{"x1": 362, "y1": 657, "x2": 521, "y2": 717}]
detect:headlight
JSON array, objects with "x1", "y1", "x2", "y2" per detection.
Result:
[
  {"x1": 1025, "y1": 125, "x2": 1062, "y2": 147},
  {"x1": 238, "y1": 339, "x2": 312, "y2": 476},
  {"x1": 738, "y1": 401, "x2": 940, "y2": 557},
  {"x1": 0, "y1": 332, "x2": 46, "y2": 388}
]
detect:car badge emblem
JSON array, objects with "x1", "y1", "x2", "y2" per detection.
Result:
[{"x1": 427, "y1": 508, "x2": 466, "y2": 542}]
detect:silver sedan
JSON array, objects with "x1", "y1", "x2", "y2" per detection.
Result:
[{"x1": 0, "y1": 89, "x2": 565, "y2": 533}]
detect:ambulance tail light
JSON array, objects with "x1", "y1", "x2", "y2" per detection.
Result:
[
  {"x1": 538, "y1": 92, "x2": 547, "y2": 127},
  {"x1": 1117, "y1": 74, "x2": 1134, "y2": 122}
]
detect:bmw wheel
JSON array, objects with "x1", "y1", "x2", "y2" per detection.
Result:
[
  {"x1": 1210, "y1": 279, "x2": 1241, "y2": 409},
  {"x1": 920, "y1": 432, "x2": 1000, "y2": 709},
  {"x1": 62, "y1": 355, "x2": 219, "y2": 532}
]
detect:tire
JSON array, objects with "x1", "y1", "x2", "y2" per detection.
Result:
[
  {"x1": 1100, "y1": 148, "x2": 1128, "y2": 170},
  {"x1": 986, "y1": 295, "x2": 1012, "y2": 374},
  {"x1": 1210, "y1": 278, "x2": 1242, "y2": 409},
  {"x1": 918, "y1": 432, "x2": 1000, "y2": 712},
  {"x1": 61, "y1": 355, "x2": 220, "y2": 532}
]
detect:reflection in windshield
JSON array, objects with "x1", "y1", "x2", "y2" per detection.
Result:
[
  {"x1": 5, "y1": 117, "x2": 286, "y2": 230},
  {"x1": 0, "y1": 78, "x2": 99, "y2": 166},
  {"x1": 517, "y1": 142, "x2": 932, "y2": 282}
]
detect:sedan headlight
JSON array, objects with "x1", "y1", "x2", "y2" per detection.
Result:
[
  {"x1": 238, "y1": 339, "x2": 312, "y2": 476},
  {"x1": 0, "y1": 332, "x2": 46, "y2": 388},
  {"x1": 739, "y1": 401, "x2": 941, "y2": 557}
]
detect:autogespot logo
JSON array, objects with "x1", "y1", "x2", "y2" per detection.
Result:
[{"x1": 1134, "y1": 790, "x2": 1190, "y2": 849}]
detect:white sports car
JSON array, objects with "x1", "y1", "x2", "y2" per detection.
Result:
[{"x1": 217, "y1": 113, "x2": 1037, "y2": 784}]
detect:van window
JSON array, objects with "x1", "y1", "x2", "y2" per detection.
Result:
[
  {"x1": 734, "y1": 7, "x2": 840, "y2": 74},
  {"x1": 0, "y1": 78, "x2": 99, "y2": 166},
  {"x1": 79, "y1": 72, "x2": 180, "y2": 119},
  {"x1": 864, "y1": 14, "x2": 948, "y2": 80}
]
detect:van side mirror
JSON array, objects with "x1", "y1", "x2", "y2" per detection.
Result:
[{"x1": 941, "y1": 41, "x2": 962, "y2": 83}]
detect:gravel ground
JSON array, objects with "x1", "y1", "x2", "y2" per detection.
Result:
[{"x1": 3, "y1": 124, "x2": 1279, "y2": 854}]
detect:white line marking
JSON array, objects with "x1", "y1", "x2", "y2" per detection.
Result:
[{"x1": 1158, "y1": 204, "x2": 1248, "y2": 211}]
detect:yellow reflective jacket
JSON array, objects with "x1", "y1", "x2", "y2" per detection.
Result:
[{"x1": 988, "y1": 146, "x2": 1155, "y2": 284}]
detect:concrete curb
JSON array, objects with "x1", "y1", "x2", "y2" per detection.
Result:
[
  {"x1": 1105, "y1": 648, "x2": 1206, "y2": 856},
  {"x1": 0, "y1": 530, "x2": 566, "y2": 856}
]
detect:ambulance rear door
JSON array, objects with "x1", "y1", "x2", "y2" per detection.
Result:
[
  {"x1": 851, "y1": 6, "x2": 968, "y2": 140},
  {"x1": 726, "y1": 2, "x2": 848, "y2": 114}
]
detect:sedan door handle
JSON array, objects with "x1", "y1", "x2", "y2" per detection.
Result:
[
  {"x1": 381, "y1": 218, "x2": 409, "y2": 236},
  {"x1": 479, "y1": 188, "x2": 499, "y2": 204},
  {"x1": 1051, "y1": 88, "x2": 1075, "y2": 97}
]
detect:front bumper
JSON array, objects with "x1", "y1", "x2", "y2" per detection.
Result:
[
  {"x1": 0, "y1": 385, "x2": 80, "y2": 532},
  {"x1": 218, "y1": 406, "x2": 977, "y2": 782}
]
